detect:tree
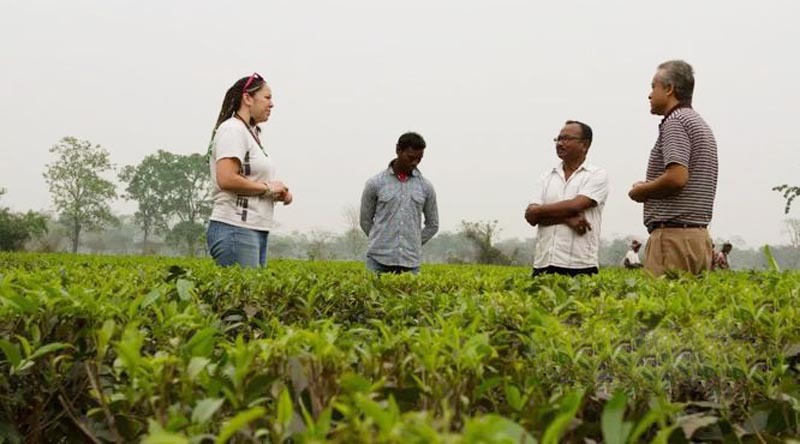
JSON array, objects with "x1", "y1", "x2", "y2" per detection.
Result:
[
  {"x1": 783, "y1": 219, "x2": 800, "y2": 268},
  {"x1": 460, "y1": 220, "x2": 510, "y2": 265},
  {"x1": 306, "y1": 230, "x2": 335, "y2": 261},
  {"x1": 773, "y1": 184, "x2": 800, "y2": 214},
  {"x1": 0, "y1": 188, "x2": 48, "y2": 251},
  {"x1": 120, "y1": 151, "x2": 212, "y2": 256},
  {"x1": 164, "y1": 153, "x2": 212, "y2": 257},
  {"x1": 166, "y1": 220, "x2": 207, "y2": 257},
  {"x1": 119, "y1": 151, "x2": 173, "y2": 253},
  {"x1": 340, "y1": 204, "x2": 367, "y2": 260},
  {"x1": 43, "y1": 137, "x2": 117, "y2": 253}
]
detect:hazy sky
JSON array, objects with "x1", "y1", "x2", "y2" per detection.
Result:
[{"x1": 2, "y1": 0, "x2": 799, "y2": 247}]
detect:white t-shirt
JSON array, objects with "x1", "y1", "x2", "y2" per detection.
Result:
[
  {"x1": 623, "y1": 249, "x2": 640, "y2": 266},
  {"x1": 209, "y1": 117, "x2": 276, "y2": 231},
  {"x1": 530, "y1": 162, "x2": 610, "y2": 269}
]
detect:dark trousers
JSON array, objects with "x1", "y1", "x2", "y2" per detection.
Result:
[{"x1": 532, "y1": 266, "x2": 598, "y2": 277}]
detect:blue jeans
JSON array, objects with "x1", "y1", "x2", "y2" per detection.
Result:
[
  {"x1": 207, "y1": 220, "x2": 269, "y2": 268},
  {"x1": 366, "y1": 256, "x2": 419, "y2": 275}
]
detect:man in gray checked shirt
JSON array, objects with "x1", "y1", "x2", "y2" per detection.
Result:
[{"x1": 360, "y1": 132, "x2": 439, "y2": 274}]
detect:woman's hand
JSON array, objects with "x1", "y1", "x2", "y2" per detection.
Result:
[{"x1": 281, "y1": 190, "x2": 293, "y2": 205}]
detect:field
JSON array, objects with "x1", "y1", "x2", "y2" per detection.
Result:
[{"x1": 1, "y1": 253, "x2": 799, "y2": 443}]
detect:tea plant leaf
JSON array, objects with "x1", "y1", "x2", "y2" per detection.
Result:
[
  {"x1": 0, "y1": 339, "x2": 21, "y2": 368},
  {"x1": 462, "y1": 414, "x2": 537, "y2": 444},
  {"x1": 541, "y1": 388, "x2": 583, "y2": 444},
  {"x1": 762, "y1": 245, "x2": 781, "y2": 272},
  {"x1": 601, "y1": 391, "x2": 631, "y2": 444},
  {"x1": 95, "y1": 319, "x2": 116, "y2": 361},
  {"x1": 142, "y1": 419, "x2": 190, "y2": 444},
  {"x1": 505, "y1": 384, "x2": 524, "y2": 411},
  {"x1": 184, "y1": 327, "x2": 218, "y2": 357},
  {"x1": 192, "y1": 398, "x2": 225, "y2": 425},
  {"x1": 0, "y1": 293, "x2": 37, "y2": 314},
  {"x1": 176, "y1": 279, "x2": 195, "y2": 301},
  {"x1": 276, "y1": 387, "x2": 293, "y2": 435},
  {"x1": 187, "y1": 357, "x2": 211, "y2": 380},
  {"x1": 27, "y1": 342, "x2": 74, "y2": 362},
  {"x1": 215, "y1": 407, "x2": 266, "y2": 444}
]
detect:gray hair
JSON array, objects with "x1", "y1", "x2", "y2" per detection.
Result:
[{"x1": 656, "y1": 60, "x2": 695, "y2": 105}]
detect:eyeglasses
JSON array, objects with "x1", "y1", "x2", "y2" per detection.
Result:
[
  {"x1": 553, "y1": 135, "x2": 585, "y2": 143},
  {"x1": 242, "y1": 72, "x2": 264, "y2": 93}
]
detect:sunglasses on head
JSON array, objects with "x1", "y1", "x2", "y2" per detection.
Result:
[{"x1": 242, "y1": 72, "x2": 264, "y2": 92}]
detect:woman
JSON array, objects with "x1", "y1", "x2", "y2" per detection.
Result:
[{"x1": 206, "y1": 73, "x2": 292, "y2": 267}]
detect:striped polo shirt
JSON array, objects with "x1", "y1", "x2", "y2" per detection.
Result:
[{"x1": 643, "y1": 106, "x2": 718, "y2": 226}]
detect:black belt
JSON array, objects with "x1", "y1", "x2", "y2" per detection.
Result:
[{"x1": 647, "y1": 221, "x2": 707, "y2": 234}]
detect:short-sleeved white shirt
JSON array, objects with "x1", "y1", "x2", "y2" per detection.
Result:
[
  {"x1": 209, "y1": 117, "x2": 276, "y2": 231},
  {"x1": 623, "y1": 249, "x2": 640, "y2": 266},
  {"x1": 530, "y1": 162, "x2": 609, "y2": 269}
]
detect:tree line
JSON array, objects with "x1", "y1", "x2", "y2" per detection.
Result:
[
  {"x1": 2, "y1": 136, "x2": 800, "y2": 270},
  {"x1": 27, "y1": 137, "x2": 212, "y2": 255}
]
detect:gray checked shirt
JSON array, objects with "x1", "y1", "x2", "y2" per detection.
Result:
[{"x1": 360, "y1": 164, "x2": 439, "y2": 268}]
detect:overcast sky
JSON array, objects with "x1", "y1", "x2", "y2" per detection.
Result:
[{"x1": 2, "y1": 0, "x2": 799, "y2": 247}]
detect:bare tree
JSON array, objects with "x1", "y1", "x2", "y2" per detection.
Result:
[
  {"x1": 306, "y1": 230, "x2": 335, "y2": 261},
  {"x1": 460, "y1": 220, "x2": 510, "y2": 265},
  {"x1": 341, "y1": 204, "x2": 367, "y2": 260},
  {"x1": 785, "y1": 219, "x2": 800, "y2": 268}
]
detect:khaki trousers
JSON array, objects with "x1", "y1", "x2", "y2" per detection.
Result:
[{"x1": 643, "y1": 227, "x2": 712, "y2": 277}]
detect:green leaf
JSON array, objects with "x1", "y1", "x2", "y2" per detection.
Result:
[
  {"x1": 0, "y1": 293, "x2": 37, "y2": 314},
  {"x1": 142, "y1": 422, "x2": 190, "y2": 444},
  {"x1": 215, "y1": 407, "x2": 266, "y2": 444},
  {"x1": 96, "y1": 319, "x2": 116, "y2": 361},
  {"x1": 651, "y1": 425, "x2": 679, "y2": 444},
  {"x1": 115, "y1": 325, "x2": 144, "y2": 372},
  {"x1": 541, "y1": 389, "x2": 583, "y2": 444},
  {"x1": 356, "y1": 395, "x2": 393, "y2": 437},
  {"x1": 276, "y1": 387, "x2": 293, "y2": 433},
  {"x1": 187, "y1": 357, "x2": 211, "y2": 380},
  {"x1": 184, "y1": 327, "x2": 218, "y2": 358},
  {"x1": 176, "y1": 279, "x2": 195, "y2": 301},
  {"x1": 141, "y1": 288, "x2": 163, "y2": 309},
  {"x1": 462, "y1": 414, "x2": 537, "y2": 444},
  {"x1": 601, "y1": 392, "x2": 631, "y2": 444},
  {"x1": 14, "y1": 336, "x2": 31, "y2": 358},
  {"x1": 27, "y1": 342, "x2": 74, "y2": 362},
  {"x1": 192, "y1": 398, "x2": 225, "y2": 425},
  {"x1": 339, "y1": 372, "x2": 372, "y2": 394},
  {"x1": 0, "y1": 339, "x2": 21, "y2": 367},
  {"x1": 505, "y1": 384, "x2": 524, "y2": 411},
  {"x1": 763, "y1": 245, "x2": 781, "y2": 272}
]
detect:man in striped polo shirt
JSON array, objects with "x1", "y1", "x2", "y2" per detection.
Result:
[{"x1": 628, "y1": 60, "x2": 718, "y2": 276}]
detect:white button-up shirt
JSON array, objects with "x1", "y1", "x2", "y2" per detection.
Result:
[{"x1": 530, "y1": 162, "x2": 609, "y2": 269}]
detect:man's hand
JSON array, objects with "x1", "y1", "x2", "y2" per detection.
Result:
[
  {"x1": 628, "y1": 181, "x2": 648, "y2": 203},
  {"x1": 565, "y1": 214, "x2": 592, "y2": 236}
]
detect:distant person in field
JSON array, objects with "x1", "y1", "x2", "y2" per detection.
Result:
[
  {"x1": 360, "y1": 132, "x2": 439, "y2": 274},
  {"x1": 628, "y1": 60, "x2": 718, "y2": 277},
  {"x1": 622, "y1": 240, "x2": 644, "y2": 269},
  {"x1": 712, "y1": 242, "x2": 732, "y2": 270},
  {"x1": 524, "y1": 120, "x2": 610, "y2": 277},
  {"x1": 206, "y1": 73, "x2": 293, "y2": 268}
]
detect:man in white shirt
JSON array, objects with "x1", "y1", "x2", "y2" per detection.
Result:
[
  {"x1": 524, "y1": 120, "x2": 610, "y2": 277},
  {"x1": 623, "y1": 240, "x2": 643, "y2": 269}
]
